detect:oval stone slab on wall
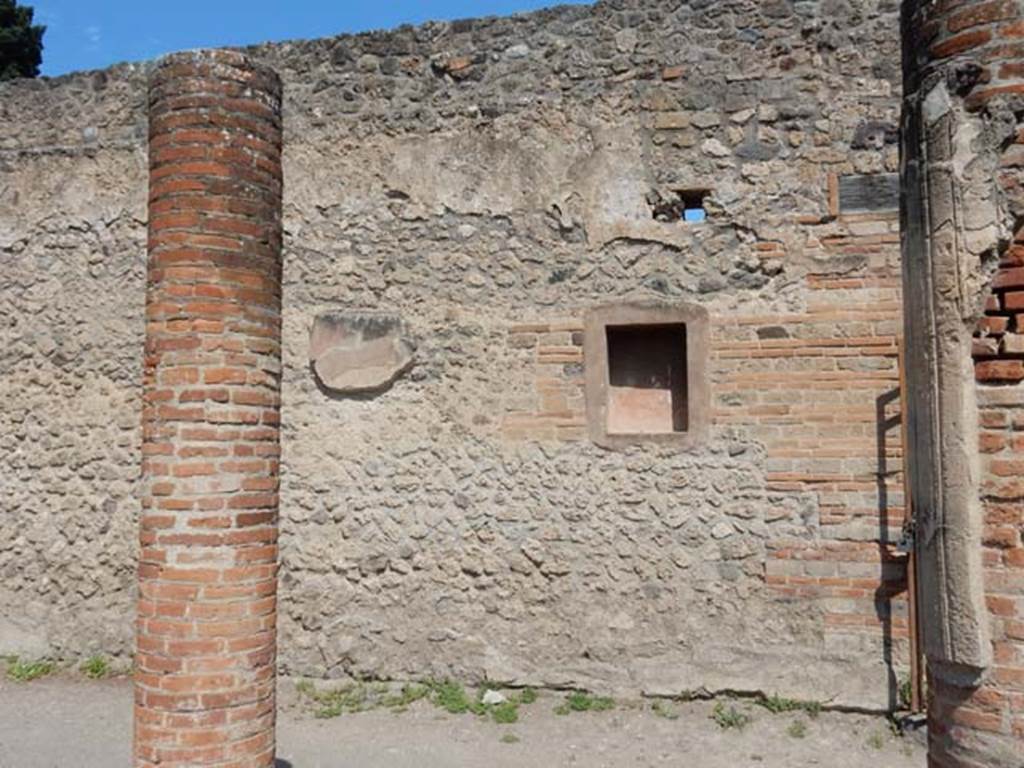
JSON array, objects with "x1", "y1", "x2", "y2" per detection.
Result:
[{"x1": 309, "y1": 312, "x2": 414, "y2": 395}]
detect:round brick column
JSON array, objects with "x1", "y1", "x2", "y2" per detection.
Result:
[{"x1": 136, "y1": 50, "x2": 283, "y2": 768}]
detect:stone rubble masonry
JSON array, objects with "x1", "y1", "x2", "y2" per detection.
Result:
[
  {"x1": 136, "y1": 50, "x2": 283, "y2": 768},
  {"x1": 1, "y1": 0, "x2": 912, "y2": 716},
  {"x1": 904, "y1": 0, "x2": 1024, "y2": 766}
]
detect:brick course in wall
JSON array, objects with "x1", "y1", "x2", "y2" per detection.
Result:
[{"x1": 136, "y1": 51, "x2": 283, "y2": 768}]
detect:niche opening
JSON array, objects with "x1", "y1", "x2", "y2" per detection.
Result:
[
  {"x1": 584, "y1": 303, "x2": 709, "y2": 449},
  {"x1": 606, "y1": 324, "x2": 688, "y2": 434}
]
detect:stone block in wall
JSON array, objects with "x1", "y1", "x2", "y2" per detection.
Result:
[
  {"x1": 838, "y1": 173, "x2": 899, "y2": 213},
  {"x1": 309, "y1": 312, "x2": 414, "y2": 395}
]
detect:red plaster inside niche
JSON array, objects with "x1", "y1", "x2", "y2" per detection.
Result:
[{"x1": 605, "y1": 324, "x2": 688, "y2": 434}]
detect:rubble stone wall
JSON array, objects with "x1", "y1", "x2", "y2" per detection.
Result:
[{"x1": 0, "y1": 0, "x2": 909, "y2": 707}]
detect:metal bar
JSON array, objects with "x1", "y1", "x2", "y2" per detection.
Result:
[{"x1": 898, "y1": 337, "x2": 925, "y2": 712}]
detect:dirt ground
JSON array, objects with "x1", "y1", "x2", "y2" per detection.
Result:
[{"x1": 0, "y1": 671, "x2": 926, "y2": 768}]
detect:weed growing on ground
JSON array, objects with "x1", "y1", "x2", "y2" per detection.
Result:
[
  {"x1": 80, "y1": 655, "x2": 110, "y2": 680},
  {"x1": 294, "y1": 678, "x2": 536, "y2": 724},
  {"x1": 867, "y1": 730, "x2": 886, "y2": 749},
  {"x1": 898, "y1": 676, "x2": 912, "y2": 709},
  {"x1": 6, "y1": 658, "x2": 54, "y2": 683},
  {"x1": 711, "y1": 701, "x2": 752, "y2": 730},
  {"x1": 651, "y1": 700, "x2": 679, "y2": 720},
  {"x1": 294, "y1": 680, "x2": 398, "y2": 718},
  {"x1": 787, "y1": 720, "x2": 808, "y2": 738},
  {"x1": 491, "y1": 701, "x2": 519, "y2": 724},
  {"x1": 427, "y1": 680, "x2": 540, "y2": 724},
  {"x1": 500, "y1": 733, "x2": 520, "y2": 744},
  {"x1": 430, "y1": 679, "x2": 479, "y2": 715},
  {"x1": 312, "y1": 683, "x2": 372, "y2": 718},
  {"x1": 381, "y1": 683, "x2": 430, "y2": 712},
  {"x1": 554, "y1": 691, "x2": 616, "y2": 715},
  {"x1": 756, "y1": 693, "x2": 822, "y2": 719}
]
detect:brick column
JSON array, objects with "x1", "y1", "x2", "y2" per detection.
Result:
[
  {"x1": 136, "y1": 50, "x2": 283, "y2": 768},
  {"x1": 902, "y1": 2, "x2": 1024, "y2": 767}
]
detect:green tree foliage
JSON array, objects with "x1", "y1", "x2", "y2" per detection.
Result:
[{"x1": 0, "y1": 0, "x2": 45, "y2": 81}]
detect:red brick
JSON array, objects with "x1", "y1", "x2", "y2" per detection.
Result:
[
  {"x1": 1001, "y1": 19, "x2": 1024, "y2": 36},
  {"x1": 1004, "y1": 290, "x2": 1024, "y2": 310},
  {"x1": 976, "y1": 360, "x2": 1024, "y2": 381},
  {"x1": 930, "y1": 28, "x2": 993, "y2": 59},
  {"x1": 987, "y1": 595, "x2": 1019, "y2": 617},
  {"x1": 203, "y1": 367, "x2": 248, "y2": 385},
  {"x1": 947, "y1": 0, "x2": 1019, "y2": 33},
  {"x1": 967, "y1": 83, "x2": 1024, "y2": 108},
  {"x1": 974, "y1": 336, "x2": 999, "y2": 357},
  {"x1": 1000, "y1": 60, "x2": 1024, "y2": 79},
  {"x1": 950, "y1": 706, "x2": 1005, "y2": 732},
  {"x1": 138, "y1": 51, "x2": 282, "y2": 768},
  {"x1": 980, "y1": 409, "x2": 1009, "y2": 428},
  {"x1": 979, "y1": 431, "x2": 1008, "y2": 452},
  {"x1": 977, "y1": 315, "x2": 1009, "y2": 334},
  {"x1": 993, "y1": 267, "x2": 1024, "y2": 289},
  {"x1": 983, "y1": 526, "x2": 1022, "y2": 548}
]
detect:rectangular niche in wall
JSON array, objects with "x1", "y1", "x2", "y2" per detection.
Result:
[
  {"x1": 605, "y1": 324, "x2": 688, "y2": 434},
  {"x1": 585, "y1": 303, "x2": 709, "y2": 449}
]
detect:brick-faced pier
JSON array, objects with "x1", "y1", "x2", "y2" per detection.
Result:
[
  {"x1": 135, "y1": 50, "x2": 283, "y2": 767},
  {"x1": 902, "y1": 1, "x2": 1024, "y2": 766}
]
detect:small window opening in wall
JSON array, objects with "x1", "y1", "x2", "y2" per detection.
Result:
[
  {"x1": 605, "y1": 323, "x2": 688, "y2": 434},
  {"x1": 650, "y1": 189, "x2": 710, "y2": 223},
  {"x1": 679, "y1": 189, "x2": 708, "y2": 223}
]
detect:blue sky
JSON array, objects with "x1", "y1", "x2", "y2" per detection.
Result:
[{"x1": 32, "y1": 1, "x2": 593, "y2": 77}]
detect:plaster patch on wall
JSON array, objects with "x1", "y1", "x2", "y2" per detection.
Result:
[
  {"x1": 383, "y1": 123, "x2": 698, "y2": 251},
  {"x1": 386, "y1": 129, "x2": 584, "y2": 218}
]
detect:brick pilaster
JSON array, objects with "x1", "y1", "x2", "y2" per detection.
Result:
[
  {"x1": 135, "y1": 50, "x2": 283, "y2": 768},
  {"x1": 903, "y1": 1, "x2": 1024, "y2": 766}
]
